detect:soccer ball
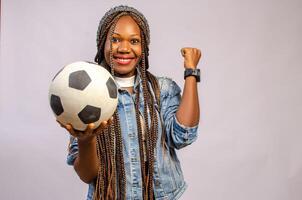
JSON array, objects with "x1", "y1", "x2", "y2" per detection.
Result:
[{"x1": 49, "y1": 61, "x2": 118, "y2": 131}]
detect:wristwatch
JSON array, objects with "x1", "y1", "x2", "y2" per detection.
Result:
[{"x1": 184, "y1": 68, "x2": 200, "y2": 82}]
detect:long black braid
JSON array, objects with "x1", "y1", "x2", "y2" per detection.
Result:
[{"x1": 93, "y1": 5, "x2": 163, "y2": 200}]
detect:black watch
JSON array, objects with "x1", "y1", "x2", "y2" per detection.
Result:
[{"x1": 184, "y1": 68, "x2": 200, "y2": 82}]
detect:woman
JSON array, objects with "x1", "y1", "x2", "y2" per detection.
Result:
[{"x1": 64, "y1": 5, "x2": 201, "y2": 200}]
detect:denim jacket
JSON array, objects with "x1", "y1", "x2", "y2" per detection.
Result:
[{"x1": 67, "y1": 76, "x2": 199, "y2": 200}]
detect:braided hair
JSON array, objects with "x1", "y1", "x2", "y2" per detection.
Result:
[{"x1": 93, "y1": 5, "x2": 162, "y2": 200}]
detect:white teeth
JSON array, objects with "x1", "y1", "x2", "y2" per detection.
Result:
[{"x1": 116, "y1": 58, "x2": 131, "y2": 63}]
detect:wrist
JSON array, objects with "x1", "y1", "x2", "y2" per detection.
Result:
[
  {"x1": 77, "y1": 135, "x2": 96, "y2": 146},
  {"x1": 184, "y1": 64, "x2": 197, "y2": 69},
  {"x1": 184, "y1": 68, "x2": 200, "y2": 82}
]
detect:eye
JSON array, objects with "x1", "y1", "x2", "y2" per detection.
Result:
[
  {"x1": 111, "y1": 37, "x2": 120, "y2": 43},
  {"x1": 130, "y1": 38, "x2": 140, "y2": 45}
]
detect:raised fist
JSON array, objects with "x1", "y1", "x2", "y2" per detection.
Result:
[{"x1": 181, "y1": 47, "x2": 202, "y2": 69}]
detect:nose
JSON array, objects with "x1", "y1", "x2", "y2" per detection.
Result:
[{"x1": 117, "y1": 41, "x2": 130, "y2": 53}]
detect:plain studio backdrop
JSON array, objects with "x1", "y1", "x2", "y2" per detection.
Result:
[{"x1": 1, "y1": 0, "x2": 301, "y2": 199}]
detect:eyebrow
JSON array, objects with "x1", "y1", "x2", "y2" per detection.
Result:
[{"x1": 112, "y1": 32, "x2": 140, "y2": 37}]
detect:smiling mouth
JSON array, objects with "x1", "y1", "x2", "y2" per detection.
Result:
[{"x1": 114, "y1": 57, "x2": 135, "y2": 65}]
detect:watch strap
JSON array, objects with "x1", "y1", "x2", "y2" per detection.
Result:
[{"x1": 184, "y1": 68, "x2": 200, "y2": 82}]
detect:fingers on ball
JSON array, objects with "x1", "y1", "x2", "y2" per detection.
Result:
[
  {"x1": 85, "y1": 123, "x2": 95, "y2": 134},
  {"x1": 66, "y1": 124, "x2": 77, "y2": 136},
  {"x1": 108, "y1": 117, "x2": 114, "y2": 125},
  {"x1": 101, "y1": 121, "x2": 108, "y2": 128}
]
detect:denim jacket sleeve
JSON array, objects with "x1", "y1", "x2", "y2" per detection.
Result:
[
  {"x1": 66, "y1": 136, "x2": 78, "y2": 165},
  {"x1": 158, "y1": 77, "x2": 199, "y2": 149}
]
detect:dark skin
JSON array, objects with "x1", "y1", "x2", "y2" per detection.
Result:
[
  {"x1": 57, "y1": 119, "x2": 112, "y2": 183},
  {"x1": 59, "y1": 15, "x2": 202, "y2": 183},
  {"x1": 178, "y1": 47, "x2": 201, "y2": 125},
  {"x1": 104, "y1": 16, "x2": 142, "y2": 78}
]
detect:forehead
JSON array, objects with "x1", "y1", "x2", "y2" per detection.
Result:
[{"x1": 113, "y1": 15, "x2": 141, "y2": 35}]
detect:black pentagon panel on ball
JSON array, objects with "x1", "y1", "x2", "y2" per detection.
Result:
[
  {"x1": 69, "y1": 70, "x2": 92, "y2": 90},
  {"x1": 78, "y1": 105, "x2": 101, "y2": 124},
  {"x1": 106, "y1": 77, "x2": 117, "y2": 98},
  {"x1": 50, "y1": 95, "x2": 64, "y2": 116}
]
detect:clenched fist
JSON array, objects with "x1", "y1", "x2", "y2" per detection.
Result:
[{"x1": 181, "y1": 47, "x2": 202, "y2": 69}]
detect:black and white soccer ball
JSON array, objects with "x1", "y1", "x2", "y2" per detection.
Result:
[{"x1": 49, "y1": 61, "x2": 118, "y2": 131}]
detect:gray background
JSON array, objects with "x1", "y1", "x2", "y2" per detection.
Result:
[{"x1": 1, "y1": 0, "x2": 301, "y2": 199}]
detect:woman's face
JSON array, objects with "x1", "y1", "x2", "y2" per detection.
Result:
[{"x1": 104, "y1": 15, "x2": 142, "y2": 78}]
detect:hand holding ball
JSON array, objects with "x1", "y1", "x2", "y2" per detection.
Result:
[{"x1": 49, "y1": 61, "x2": 118, "y2": 131}]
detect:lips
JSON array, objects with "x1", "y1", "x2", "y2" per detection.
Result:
[
  {"x1": 113, "y1": 56, "x2": 136, "y2": 65},
  {"x1": 115, "y1": 58, "x2": 132, "y2": 65}
]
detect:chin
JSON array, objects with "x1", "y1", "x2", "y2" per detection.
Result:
[
  {"x1": 113, "y1": 64, "x2": 137, "y2": 77},
  {"x1": 114, "y1": 69, "x2": 136, "y2": 77}
]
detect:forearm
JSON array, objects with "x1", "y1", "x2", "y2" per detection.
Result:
[
  {"x1": 176, "y1": 76, "x2": 200, "y2": 126},
  {"x1": 74, "y1": 136, "x2": 99, "y2": 183}
]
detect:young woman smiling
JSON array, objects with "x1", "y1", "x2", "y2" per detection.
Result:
[{"x1": 62, "y1": 5, "x2": 202, "y2": 200}]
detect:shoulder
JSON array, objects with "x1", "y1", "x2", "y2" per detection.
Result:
[{"x1": 156, "y1": 76, "x2": 181, "y2": 97}]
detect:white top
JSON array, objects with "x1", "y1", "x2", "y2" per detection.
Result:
[{"x1": 114, "y1": 75, "x2": 135, "y2": 88}]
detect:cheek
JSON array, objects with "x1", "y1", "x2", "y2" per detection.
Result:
[
  {"x1": 104, "y1": 41, "x2": 111, "y2": 63},
  {"x1": 133, "y1": 45, "x2": 142, "y2": 57},
  {"x1": 105, "y1": 42, "x2": 119, "y2": 55}
]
